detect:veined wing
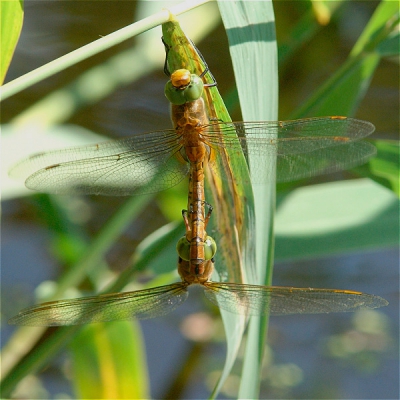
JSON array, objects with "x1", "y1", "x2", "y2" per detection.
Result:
[
  {"x1": 203, "y1": 117, "x2": 376, "y2": 182},
  {"x1": 203, "y1": 282, "x2": 388, "y2": 316},
  {"x1": 9, "y1": 129, "x2": 188, "y2": 196},
  {"x1": 8, "y1": 283, "x2": 188, "y2": 326},
  {"x1": 9, "y1": 117, "x2": 376, "y2": 195}
]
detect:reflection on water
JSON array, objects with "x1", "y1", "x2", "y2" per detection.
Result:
[{"x1": 324, "y1": 309, "x2": 392, "y2": 369}]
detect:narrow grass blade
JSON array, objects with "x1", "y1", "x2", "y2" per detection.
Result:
[
  {"x1": 0, "y1": 0, "x2": 211, "y2": 100},
  {"x1": 218, "y1": 1, "x2": 278, "y2": 399},
  {"x1": 366, "y1": 140, "x2": 400, "y2": 196},
  {"x1": 291, "y1": 0, "x2": 399, "y2": 118}
]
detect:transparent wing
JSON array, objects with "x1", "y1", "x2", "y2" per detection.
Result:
[
  {"x1": 8, "y1": 283, "x2": 188, "y2": 326},
  {"x1": 203, "y1": 117, "x2": 376, "y2": 182},
  {"x1": 9, "y1": 129, "x2": 189, "y2": 196},
  {"x1": 9, "y1": 117, "x2": 376, "y2": 195},
  {"x1": 203, "y1": 282, "x2": 388, "y2": 316}
]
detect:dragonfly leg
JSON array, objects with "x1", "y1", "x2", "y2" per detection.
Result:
[
  {"x1": 189, "y1": 38, "x2": 218, "y2": 88},
  {"x1": 199, "y1": 68, "x2": 217, "y2": 88},
  {"x1": 209, "y1": 117, "x2": 224, "y2": 123},
  {"x1": 162, "y1": 36, "x2": 217, "y2": 88},
  {"x1": 204, "y1": 202, "x2": 213, "y2": 228},
  {"x1": 182, "y1": 209, "x2": 191, "y2": 232},
  {"x1": 161, "y1": 36, "x2": 172, "y2": 77}
]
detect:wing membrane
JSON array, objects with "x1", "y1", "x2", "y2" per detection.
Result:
[
  {"x1": 203, "y1": 118, "x2": 376, "y2": 182},
  {"x1": 9, "y1": 283, "x2": 188, "y2": 326},
  {"x1": 10, "y1": 117, "x2": 376, "y2": 194},
  {"x1": 10, "y1": 129, "x2": 188, "y2": 195},
  {"x1": 204, "y1": 282, "x2": 388, "y2": 316}
]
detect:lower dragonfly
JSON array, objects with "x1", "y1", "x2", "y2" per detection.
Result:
[
  {"x1": 9, "y1": 119, "x2": 388, "y2": 326},
  {"x1": 9, "y1": 202, "x2": 388, "y2": 326}
]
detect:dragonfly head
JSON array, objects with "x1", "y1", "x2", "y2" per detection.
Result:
[
  {"x1": 165, "y1": 69, "x2": 204, "y2": 105},
  {"x1": 177, "y1": 235, "x2": 216, "y2": 284},
  {"x1": 176, "y1": 235, "x2": 217, "y2": 264}
]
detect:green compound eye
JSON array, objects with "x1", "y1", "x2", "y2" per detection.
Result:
[
  {"x1": 176, "y1": 236, "x2": 190, "y2": 261},
  {"x1": 164, "y1": 74, "x2": 204, "y2": 105},
  {"x1": 182, "y1": 74, "x2": 204, "y2": 101},
  {"x1": 204, "y1": 236, "x2": 217, "y2": 260},
  {"x1": 176, "y1": 236, "x2": 217, "y2": 261}
]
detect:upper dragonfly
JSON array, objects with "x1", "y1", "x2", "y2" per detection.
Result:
[{"x1": 9, "y1": 65, "x2": 376, "y2": 196}]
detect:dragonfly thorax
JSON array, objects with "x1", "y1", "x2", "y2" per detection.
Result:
[
  {"x1": 171, "y1": 97, "x2": 211, "y2": 165},
  {"x1": 170, "y1": 97, "x2": 209, "y2": 130}
]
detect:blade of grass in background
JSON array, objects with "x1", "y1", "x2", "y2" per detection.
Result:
[
  {"x1": 278, "y1": 0, "x2": 345, "y2": 65},
  {"x1": 291, "y1": 0, "x2": 399, "y2": 119},
  {"x1": 0, "y1": 0, "x2": 24, "y2": 84},
  {"x1": 273, "y1": 0, "x2": 399, "y2": 262},
  {"x1": 218, "y1": 1, "x2": 278, "y2": 398},
  {"x1": 365, "y1": 140, "x2": 399, "y2": 196},
  {"x1": 0, "y1": 216, "x2": 183, "y2": 397},
  {"x1": 0, "y1": 0, "x2": 213, "y2": 101},
  {"x1": 70, "y1": 321, "x2": 149, "y2": 399}
]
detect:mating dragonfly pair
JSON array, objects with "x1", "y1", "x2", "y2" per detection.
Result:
[{"x1": 8, "y1": 39, "x2": 387, "y2": 326}]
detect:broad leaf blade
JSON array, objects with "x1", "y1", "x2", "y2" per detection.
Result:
[
  {"x1": 275, "y1": 179, "x2": 399, "y2": 260},
  {"x1": 0, "y1": 0, "x2": 23, "y2": 84}
]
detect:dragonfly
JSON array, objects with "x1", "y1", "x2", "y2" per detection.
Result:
[
  {"x1": 9, "y1": 216, "x2": 388, "y2": 326},
  {"x1": 8, "y1": 36, "x2": 384, "y2": 325},
  {"x1": 8, "y1": 78, "x2": 388, "y2": 326},
  {"x1": 9, "y1": 66, "x2": 376, "y2": 196},
  {"x1": 7, "y1": 74, "x2": 388, "y2": 324},
  {"x1": 9, "y1": 67, "x2": 377, "y2": 286},
  {"x1": 9, "y1": 133, "x2": 388, "y2": 328}
]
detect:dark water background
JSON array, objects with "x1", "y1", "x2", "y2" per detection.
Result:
[{"x1": 2, "y1": 1, "x2": 399, "y2": 399}]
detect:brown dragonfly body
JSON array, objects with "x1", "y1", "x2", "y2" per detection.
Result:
[{"x1": 169, "y1": 69, "x2": 217, "y2": 278}]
